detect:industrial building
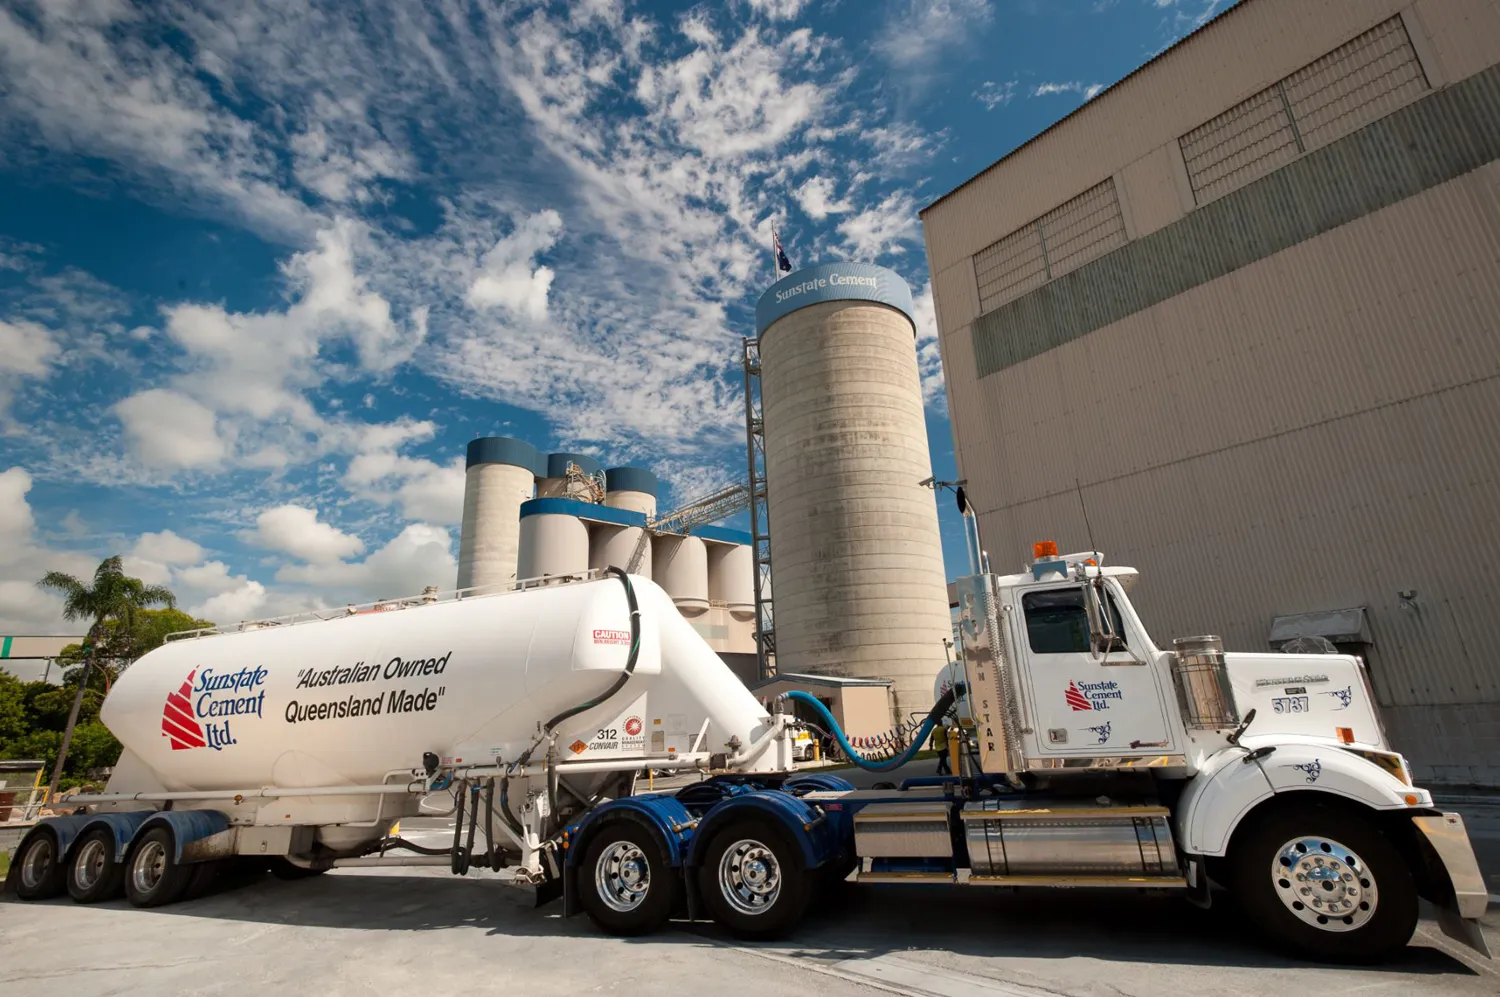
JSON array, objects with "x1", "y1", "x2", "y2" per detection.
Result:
[
  {"x1": 751, "y1": 262, "x2": 954, "y2": 729},
  {"x1": 456, "y1": 438, "x2": 761, "y2": 683},
  {"x1": 921, "y1": 0, "x2": 1500, "y2": 784}
]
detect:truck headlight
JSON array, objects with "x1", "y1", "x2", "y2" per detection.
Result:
[{"x1": 1344, "y1": 747, "x2": 1411, "y2": 785}]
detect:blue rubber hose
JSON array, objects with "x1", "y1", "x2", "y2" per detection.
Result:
[{"x1": 780, "y1": 684, "x2": 965, "y2": 773}]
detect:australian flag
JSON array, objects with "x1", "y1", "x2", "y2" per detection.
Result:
[{"x1": 773, "y1": 229, "x2": 793, "y2": 274}]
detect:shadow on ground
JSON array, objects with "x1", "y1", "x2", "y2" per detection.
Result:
[{"x1": 4, "y1": 867, "x2": 1481, "y2": 979}]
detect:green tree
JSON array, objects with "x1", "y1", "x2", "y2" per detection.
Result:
[
  {"x1": 55, "y1": 607, "x2": 213, "y2": 694},
  {"x1": 36, "y1": 556, "x2": 175, "y2": 802}
]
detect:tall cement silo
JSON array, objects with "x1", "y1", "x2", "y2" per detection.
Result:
[
  {"x1": 755, "y1": 262, "x2": 952, "y2": 725},
  {"x1": 457, "y1": 437, "x2": 542, "y2": 594}
]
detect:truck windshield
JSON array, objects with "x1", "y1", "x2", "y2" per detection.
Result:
[{"x1": 1022, "y1": 588, "x2": 1129, "y2": 655}]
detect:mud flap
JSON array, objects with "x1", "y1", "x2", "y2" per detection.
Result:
[
  {"x1": 1435, "y1": 906, "x2": 1492, "y2": 959},
  {"x1": 1412, "y1": 813, "x2": 1492, "y2": 959}
]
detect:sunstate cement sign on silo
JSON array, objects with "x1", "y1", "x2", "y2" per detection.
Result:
[{"x1": 754, "y1": 261, "x2": 916, "y2": 335}]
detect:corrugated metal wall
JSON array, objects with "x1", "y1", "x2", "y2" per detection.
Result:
[{"x1": 923, "y1": 0, "x2": 1500, "y2": 784}]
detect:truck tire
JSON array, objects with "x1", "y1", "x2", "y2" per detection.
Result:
[
  {"x1": 1230, "y1": 802, "x2": 1417, "y2": 963},
  {"x1": 696, "y1": 818, "x2": 810, "y2": 940},
  {"x1": 67, "y1": 828, "x2": 125, "y2": 904},
  {"x1": 14, "y1": 829, "x2": 66, "y2": 900},
  {"x1": 579, "y1": 822, "x2": 677, "y2": 936},
  {"x1": 124, "y1": 827, "x2": 194, "y2": 908}
]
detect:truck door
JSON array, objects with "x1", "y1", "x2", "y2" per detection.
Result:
[{"x1": 1015, "y1": 584, "x2": 1177, "y2": 758}]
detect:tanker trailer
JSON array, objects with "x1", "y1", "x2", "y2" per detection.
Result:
[{"x1": 7, "y1": 568, "x2": 798, "y2": 907}]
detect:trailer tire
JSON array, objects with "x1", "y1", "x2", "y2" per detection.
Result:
[
  {"x1": 1230, "y1": 801, "x2": 1417, "y2": 963},
  {"x1": 124, "y1": 827, "x2": 193, "y2": 908},
  {"x1": 67, "y1": 828, "x2": 125, "y2": 904},
  {"x1": 14, "y1": 829, "x2": 66, "y2": 901},
  {"x1": 578, "y1": 822, "x2": 677, "y2": 936},
  {"x1": 696, "y1": 818, "x2": 810, "y2": 940}
]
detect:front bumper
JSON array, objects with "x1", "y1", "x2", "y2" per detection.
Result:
[{"x1": 1413, "y1": 812, "x2": 1491, "y2": 958}]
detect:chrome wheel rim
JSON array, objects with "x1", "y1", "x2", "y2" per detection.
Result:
[
  {"x1": 73, "y1": 838, "x2": 108, "y2": 891},
  {"x1": 717, "y1": 838, "x2": 782, "y2": 916},
  {"x1": 1271, "y1": 835, "x2": 1378, "y2": 931},
  {"x1": 594, "y1": 841, "x2": 651, "y2": 913},
  {"x1": 21, "y1": 837, "x2": 53, "y2": 890},
  {"x1": 132, "y1": 840, "x2": 168, "y2": 896}
]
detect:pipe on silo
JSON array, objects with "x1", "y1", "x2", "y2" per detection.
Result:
[
  {"x1": 458, "y1": 437, "x2": 542, "y2": 594},
  {"x1": 707, "y1": 542, "x2": 755, "y2": 620},
  {"x1": 754, "y1": 262, "x2": 952, "y2": 724},
  {"x1": 538, "y1": 452, "x2": 604, "y2": 502},
  {"x1": 653, "y1": 534, "x2": 709, "y2": 613}
]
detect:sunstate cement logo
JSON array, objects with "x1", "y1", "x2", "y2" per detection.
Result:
[
  {"x1": 1066, "y1": 680, "x2": 1123, "y2": 711},
  {"x1": 161, "y1": 666, "x2": 268, "y2": 751},
  {"x1": 162, "y1": 669, "x2": 206, "y2": 749}
]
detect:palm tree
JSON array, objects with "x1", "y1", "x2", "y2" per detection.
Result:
[{"x1": 37, "y1": 556, "x2": 175, "y2": 802}]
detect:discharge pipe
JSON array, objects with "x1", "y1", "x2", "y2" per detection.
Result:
[{"x1": 778, "y1": 683, "x2": 965, "y2": 773}]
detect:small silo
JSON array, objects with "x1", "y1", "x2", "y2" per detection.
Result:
[
  {"x1": 653, "y1": 534, "x2": 709, "y2": 614},
  {"x1": 457, "y1": 437, "x2": 542, "y2": 593},
  {"x1": 538, "y1": 452, "x2": 604, "y2": 501},
  {"x1": 589, "y1": 467, "x2": 659, "y2": 575},
  {"x1": 707, "y1": 542, "x2": 755, "y2": 620},
  {"x1": 754, "y1": 262, "x2": 952, "y2": 724},
  {"x1": 517, "y1": 500, "x2": 590, "y2": 582}
]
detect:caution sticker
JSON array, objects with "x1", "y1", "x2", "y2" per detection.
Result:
[{"x1": 569, "y1": 739, "x2": 589, "y2": 755}]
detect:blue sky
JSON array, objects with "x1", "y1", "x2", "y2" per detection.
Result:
[{"x1": 0, "y1": 0, "x2": 1230, "y2": 632}]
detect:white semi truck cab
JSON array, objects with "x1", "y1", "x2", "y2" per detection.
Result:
[{"x1": 6, "y1": 557, "x2": 1489, "y2": 965}]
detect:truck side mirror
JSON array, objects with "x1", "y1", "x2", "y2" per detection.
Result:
[{"x1": 1083, "y1": 576, "x2": 1120, "y2": 657}]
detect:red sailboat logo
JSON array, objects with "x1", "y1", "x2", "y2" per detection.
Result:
[
  {"x1": 1065, "y1": 681, "x2": 1093, "y2": 711},
  {"x1": 161, "y1": 669, "x2": 206, "y2": 750}
]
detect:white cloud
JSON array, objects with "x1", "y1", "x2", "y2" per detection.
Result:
[
  {"x1": 133, "y1": 529, "x2": 205, "y2": 566},
  {"x1": 745, "y1": 0, "x2": 810, "y2": 20},
  {"x1": 838, "y1": 191, "x2": 921, "y2": 259},
  {"x1": 0, "y1": 2, "x2": 315, "y2": 240},
  {"x1": 911, "y1": 282, "x2": 946, "y2": 411},
  {"x1": 465, "y1": 211, "x2": 563, "y2": 320},
  {"x1": 123, "y1": 529, "x2": 206, "y2": 587},
  {"x1": 190, "y1": 580, "x2": 268, "y2": 624},
  {"x1": 115, "y1": 388, "x2": 228, "y2": 469},
  {"x1": 0, "y1": 466, "x2": 101, "y2": 633},
  {"x1": 115, "y1": 219, "x2": 428, "y2": 474},
  {"x1": 974, "y1": 80, "x2": 1018, "y2": 110},
  {"x1": 1033, "y1": 81, "x2": 1106, "y2": 100},
  {"x1": 0, "y1": 467, "x2": 37, "y2": 545},
  {"x1": 0, "y1": 319, "x2": 61, "y2": 377},
  {"x1": 344, "y1": 433, "x2": 466, "y2": 526},
  {"x1": 250, "y1": 505, "x2": 365, "y2": 564},
  {"x1": 177, "y1": 560, "x2": 244, "y2": 595},
  {"x1": 275, "y1": 523, "x2": 456, "y2": 601},
  {"x1": 0, "y1": 318, "x2": 63, "y2": 421},
  {"x1": 795, "y1": 175, "x2": 852, "y2": 220},
  {"x1": 875, "y1": 0, "x2": 993, "y2": 73}
]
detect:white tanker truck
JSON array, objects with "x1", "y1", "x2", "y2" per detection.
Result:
[{"x1": 6, "y1": 555, "x2": 1490, "y2": 964}]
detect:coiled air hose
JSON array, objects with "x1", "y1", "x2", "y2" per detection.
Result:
[
  {"x1": 779, "y1": 683, "x2": 965, "y2": 773},
  {"x1": 502, "y1": 566, "x2": 642, "y2": 839}
]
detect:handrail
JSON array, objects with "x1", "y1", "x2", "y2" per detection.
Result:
[{"x1": 165, "y1": 569, "x2": 607, "y2": 642}]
